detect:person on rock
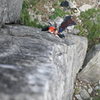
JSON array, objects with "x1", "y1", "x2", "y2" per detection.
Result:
[
  {"x1": 42, "y1": 23, "x2": 65, "y2": 38},
  {"x1": 42, "y1": 16, "x2": 76, "y2": 38}
]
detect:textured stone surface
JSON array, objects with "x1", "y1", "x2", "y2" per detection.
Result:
[
  {"x1": 0, "y1": 25, "x2": 87, "y2": 100},
  {"x1": 75, "y1": 0, "x2": 97, "y2": 6},
  {"x1": 78, "y1": 44, "x2": 100, "y2": 83},
  {"x1": 73, "y1": 78, "x2": 100, "y2": 100},
  {"x1": 80, "y1": 89, "x2": 90, "y2": 100},
  {"x1": 75, "y1": 94, "x2": 83, "y2": 100},
  {"x1": 0, "y1": 0, "x2": 23, "y2": 26}
]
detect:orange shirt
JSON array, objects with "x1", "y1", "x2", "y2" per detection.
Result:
[{"x1": 48, "y1": 26, "x2": 56, "y2": 33}]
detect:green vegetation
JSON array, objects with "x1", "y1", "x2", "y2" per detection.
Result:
[
  {"x1": 20, "y1": 1, "x2": 30, "y2": 25},
  {"x1": 29, "y1": 0, "x2": 40, "y2": 6},
  {"x1": 20, "y1": 0, "x2": 43, "y2": 28},
  {"x1": 93, "y1": 89, "x2": 100, "y2": 100},
  {"x1": 77, "y1": 8, "x2": 100, "y2": 48},
  {"x1": 20, "y1": 0, "x2": 69, "y2": 28},
  {"x1": 49, "y1": 8, "x2": 70, "y2": 20},
  {"x1": 93, "y1": 96, "x2": 100, "y2": 100}
]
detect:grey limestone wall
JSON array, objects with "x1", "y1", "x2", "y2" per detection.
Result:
[
  {"x1": 0, "y1": 0, "x2": 23, "y2": 26},
  {"x1": 0, "y1": 25, "x2": 88, "y2": 100}
]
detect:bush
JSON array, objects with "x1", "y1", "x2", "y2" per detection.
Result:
[
  {"x1": 20, "y1": 0, "x2": 43, "y2": 28},
  {"x1": 20, "y1": 1, "x2": 30, "y2": 25},
  {"x1": 78, "y1": 8, "x2": 100, "y2": 47}
]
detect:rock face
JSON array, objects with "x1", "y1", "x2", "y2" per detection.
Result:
[
  {"x1": 0, "y1": 0, "x2": 23, "y2": 26},
  {"x1": 78, "y1": 44, "x2": 100, "y2": 83},
  {"x1": 0, "y1": 25, "x2": 88, "y2": 100}
]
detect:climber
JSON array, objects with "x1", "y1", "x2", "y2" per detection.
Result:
[
  {"x1": 42, "y1": 16, "x2": 76, "y2": 38},
  {"x1": 42, "y1": 22, "x2": 56, "y2": 32},
  {"x1": 42, "y1": 23, "x2": 65, "y2": 38},
  {"x1": 42, "y1": 25, "x2": 58, "y2": 35},
  {"x1": 48, "y1": 26, "x2": 57, "y2": 35}
]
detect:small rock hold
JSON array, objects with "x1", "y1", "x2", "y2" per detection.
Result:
[
  {"x1": 80, "y1": 81, "x2": 83, "y2": 84},
  {"x1": 95, "y1": 92, "x2": 99, "y2": 96},
  {"x1": 90, "y1": 97, "x2": 93, "y2": 100},
  {"x1": 80, "y1": 89, "x2": 90, "y2": 100},
  {"x1": 54, "y1": 17, "x2": 63, "y2": 28},
  {"x1": 51, "y1": 8, "x2": 55, "y2": 12},
  {"x1": 69, "y1": 1, "x2": 77, "y2": 8},
  {"x1": 83, "y1": 85, "x2": 88, "y2": 89},
  {"x1": 88, "y1": 88, "x2": 93, "y2": 94},
  {"x1": 75, "y1": 94, "x2": 83, "y2": 100},
  {"x1": 94, "y1": 86, "x2": 100, "y2": 90},
  {"x1": 99, "y1": 80, "x2": 100, "y2": 85},
  {"x1": 79, "y1": 4, "x2": 93, "y2": 12}
]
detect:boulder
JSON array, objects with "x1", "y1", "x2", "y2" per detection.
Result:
[
  {"x1": 0, "y1": 0, "x2": 23, "y2": 26},
  {"x1": 0, "y1": 25, "x2": 87, "y2": 100},
  {"x1": 78, "y1": 44, "x2": 100, "y2": 83},
  {"x1": 54, "y1": 17, "x2": 63, "y2": 28}
]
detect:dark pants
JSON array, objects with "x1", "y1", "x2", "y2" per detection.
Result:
[{"x1": 58, "y1": 34, "x2": 65, "y2": 38}]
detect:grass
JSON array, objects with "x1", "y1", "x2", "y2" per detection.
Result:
[
  {"x1": 20, "y1": 0, "x2": 44, "y2": 28},
  {"x1": 20, "y1": 0, "x2": 31, "y2": 25},
  {"x1": 76, "y1": 8, "x2": 100, "y2": 48},
  {"x1": 49, "y1": 8, "x2": 70, "y2": 20},
  {"x1": 93, "y1": 97, "x2": 100, "y2": 100},
  {"x1": 20, "y1": 0, "x2": 70, "y2": 28},
  {"x1": 80, "y1": 8, "x2": 100, "y2": 39},
  {"x1": 29, "y1": 0, "x2": 40, "y2": 6},
  {"x1": 93, "y1": 89, "x2": 100, "y2": 100}
]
